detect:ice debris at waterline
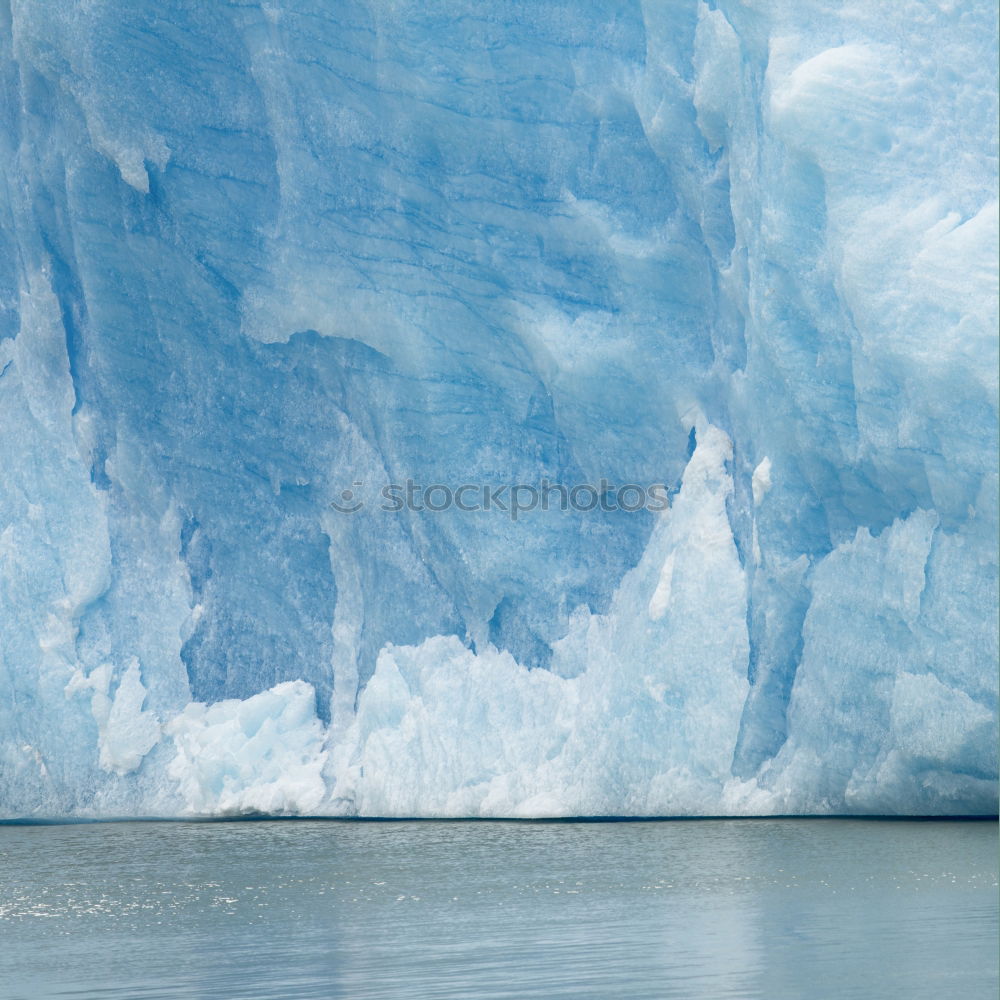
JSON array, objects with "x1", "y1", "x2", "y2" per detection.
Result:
[{"x1": 0, "y1": 1, "x2": 996, "y2": 820}]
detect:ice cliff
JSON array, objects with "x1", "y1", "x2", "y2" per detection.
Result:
[{"x1": 0, "y1": 0, "x2": 996, "y2": 819}]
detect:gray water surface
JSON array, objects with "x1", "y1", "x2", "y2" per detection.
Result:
[{"x1": 0, "y1": 819, "x2": 996, "y2": 999}]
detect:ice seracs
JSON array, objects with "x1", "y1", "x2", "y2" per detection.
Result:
[{"x1": 0, "y1": 0, "x2": 995, "y2": 818}]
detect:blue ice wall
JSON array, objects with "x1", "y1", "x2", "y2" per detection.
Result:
[{"x1": 0, "y1": 0, "x2": 996, "y2": 818}]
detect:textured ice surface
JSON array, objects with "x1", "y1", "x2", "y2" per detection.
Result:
[
  {"x1": 0, "y1": 1, "x2": 996, "y2": 818},
  {"x1": 168, "y1": 681, "x2": 327, "y2": 816}
]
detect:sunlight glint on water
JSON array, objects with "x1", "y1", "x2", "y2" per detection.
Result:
[{"x1": 0, "y1": 820, "x2": 996, "y2": 999}]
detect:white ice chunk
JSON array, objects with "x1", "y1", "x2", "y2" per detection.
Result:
[
  {"x1": 329, "y1": 422, "x2": 750, "y2": 817},
  {"x1": 167, "y1": 681, "x2": 327, "y2": 816},
  {"x1": 751, "y1": 457, "x2": 772, "y2": 506},
  {"x1": 66, "y1": 658, "x2": 160, "y2": 775}
]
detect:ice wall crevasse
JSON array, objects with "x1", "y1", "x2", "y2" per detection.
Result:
[{"x1": 693, "y1": 0, "x2": 998, "y2": 804}]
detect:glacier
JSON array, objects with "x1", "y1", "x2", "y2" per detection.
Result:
[{"x1": 0, "y1": 0, "x2": 996, "y2": 819}]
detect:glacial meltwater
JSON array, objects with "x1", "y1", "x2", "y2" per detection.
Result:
[{"x1": 0, "y1": 819, "x2": 995, "y2": 1000}]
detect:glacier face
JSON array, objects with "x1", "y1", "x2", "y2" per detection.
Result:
[{"x1": 0, "y1": 0, "x2": 996, "y2": 819}]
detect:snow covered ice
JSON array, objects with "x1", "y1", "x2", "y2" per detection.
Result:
[{"x1": 0, "y1": 1, "x2": 995, "y2": 819}]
